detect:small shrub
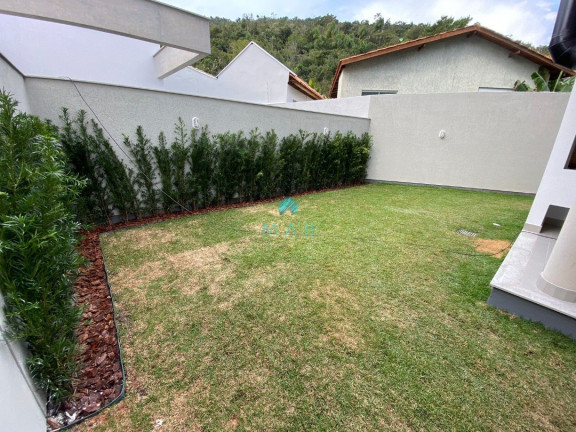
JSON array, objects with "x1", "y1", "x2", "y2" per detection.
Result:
[
  {"x1": 124, "y1": 126, "x2": 158, "y2": 216},
  {"x1": 59, "y1": 110, "x2": 139, "y2": 223},
  {"x1": 171, "y1": 118, "x2": 190, "y2": 210},
  {"x1": 60, "y1": 109, "x2": 110, "y2": 223},
  {"x1": 188, "y1": 126, "x2": 215, "y2": 209},
  {"x1": 153, "y1": 131, "x2": 174, "y2": 212},
  {"x1": 255, "y1": 130, "x2": 279, "y2": 200},
  {"x1": 91, "y1": 120, "x2": 139, "y2": 222}
]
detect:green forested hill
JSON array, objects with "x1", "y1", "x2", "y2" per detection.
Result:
[{"x1": 194, "y1": 15, "x2": 550, "y2": 97}]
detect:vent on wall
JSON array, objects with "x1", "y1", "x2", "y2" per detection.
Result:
[
  {"x1": 543, "y1": 205, "x2": 569, "y2": 229},
  {"x1": 361, "y1": 90, "x2": 398, "y2": 96},
  {"x1": 566, "y1": 135, "x2": 576, "y2": 169}
]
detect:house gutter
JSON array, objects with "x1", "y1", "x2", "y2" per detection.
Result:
[{"x1": 550, "y1": 0, "x2": 576, "y2": 69}]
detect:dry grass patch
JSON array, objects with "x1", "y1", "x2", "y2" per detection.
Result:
[
  {"x1": 111, "y1": 240, "x2": 250, "y2": 296},
  {"x1": 473, "y1": 238, "x2": 511, "y2": 258}
]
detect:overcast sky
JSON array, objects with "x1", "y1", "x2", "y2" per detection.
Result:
[{"x1": 163, "y1": 0, "x2": 560, "y2": 46}]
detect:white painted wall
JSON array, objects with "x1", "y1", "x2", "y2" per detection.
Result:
[
  {"x1": 525, "y1": 88, "x2": 576, "y2": 231},
  {"x1": 275, "y1": 96, "x2": 370, "y2": 118},
  {"x1": 0, "y1": 54, "x2": 29, "y2": 112},
  {"x1": 163, "y1": 43, "x2": 298, "y2": 103},
  {"x1": 0, "y1": 294, "x2": 46, "y2": 432},
  {"x1": 0, "y1": 14, "x2": 162, "y2": 89},
  {"x1": 0, "y1": 15, "x2": 308, "y2": 105},
  {"x1": 287, "y1": 85, "x2": 314, "y2": 102},
  {"x1": 366, "y1": 92, "x2": 569, "y2": 193},
  {"x1": 216, "y1": 42, "x2": 291, "y2": 104},
  {"x1": 24, "y1": 77, "x2": 369, "y2": 166},
  {"x1": 338, "y1": 36, "x2": 540, "y2": 97}
]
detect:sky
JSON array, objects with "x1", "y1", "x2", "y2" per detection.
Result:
[{"x1": 163, "y1": 0, "x2": 561, "y2": 46}]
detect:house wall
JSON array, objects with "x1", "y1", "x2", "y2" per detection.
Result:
[
  {"x1": 0, "y1": 15, "x2": 305, "y2": 105},
  {"x1": 525, "y1": 88, "x2": 576, "y2": 231},
  {"x1": 275, "y1": 96, "x2": 371, "y2": 118},
  {"x1": 216, "y1": 43, "x2": 291, "y2": 104},
  {"x1": 366, "y1": 92, "x2": 569, "y2": 194},
  {"x1": 338, "y1": 35, "x2": 539, "y2": 97},
  {"x1": 0, "y1": 54, "x2": 29, "y2": 112},
  {"x1": 25, "y1": 77, "x2": 370, "y2": 163},
  {"x1": 0, "y1": 294, "x2": 47, "y2": 432},
  {"x1": 287, "y1": 86, "x2": 314, "y2": 102}
]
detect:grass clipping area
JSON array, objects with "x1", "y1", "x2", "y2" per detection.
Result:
[{"x1": 89, "y1": 184, "x2": 576, "y2": 431}]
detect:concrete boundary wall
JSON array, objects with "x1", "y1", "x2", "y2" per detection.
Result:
[
  {"x1": 0, "y1": 54, "x2": 29, "y2": 112},
  {"x1": 367, "y1": 92, "x2": 569, "y2": 194},
  {"x1": 275, "y1": 96, "x2": 371, "y2": 118},
  {"x1": 25, "y1": 77, "x2": 370, "y2": 157}
]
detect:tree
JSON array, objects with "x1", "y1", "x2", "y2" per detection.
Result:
[{"x1": 514, "y1": 67, "x2": 575, "y2": 92}]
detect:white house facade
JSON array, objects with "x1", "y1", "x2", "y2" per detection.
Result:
[{"x1": 330, "y1": 25, "x2": 574, "y2": 98}]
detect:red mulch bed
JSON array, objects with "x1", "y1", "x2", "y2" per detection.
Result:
[{"x1": 47, "y1": 185, "x2": 363, "y2": 430}]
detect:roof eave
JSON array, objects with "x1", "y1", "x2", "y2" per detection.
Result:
[{"x1": 289, "y1": 73, "x2": 324, "y2": 100}]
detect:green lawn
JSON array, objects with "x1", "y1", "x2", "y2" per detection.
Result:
[{"x1": 90, "y1": 184, "x2": 576, "y2": 431}]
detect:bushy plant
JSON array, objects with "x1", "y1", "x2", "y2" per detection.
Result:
[
  {"x1": 254, "y1": 130, "x2": 279, "y2": 199},
  {"x1": 214, "y1": 131, "x2": 245, "y2": 204},
  {"x1": 90, "y1": 120, "x2": 139, "y2": 222},
  {"x1": 60, "y1": 109, "x2": 110, "y2": 223},
  {"x1": 153, "y1": 131, "x2": 174, "y2": 212},
  {"x1": 124, "y1": 126, "x2": 158, "y2": 216},
  {"x1": 171, "y1": 118, "x2": 190, "y2": 210},
  {"x1": 0, "y1": 91, "x2": 83, "y2": 405},
  {"x1": 60, "y1": 109, "x2": 139, "y2": 223},
  {"x1": 188, "y1": 126, "x2": 214, "y2": 209},
  {"x1": 59, "y1": 109, "x2": 372, "y2": 223}
]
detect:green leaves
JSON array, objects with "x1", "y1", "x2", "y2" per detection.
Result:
[
  {"x1": 0, "y1": 91, "x2": 82, "y2": 406},
  {"x1": 124, "y1": 126, "x2": 158, "y2": 217},
  {"x1": 514, "y1": 67, "x2": 575, "y2": 93}
]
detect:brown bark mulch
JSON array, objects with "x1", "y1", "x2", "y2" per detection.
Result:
[{"x1": 47, "y1": 184, "x2": 364, "y2": 430}]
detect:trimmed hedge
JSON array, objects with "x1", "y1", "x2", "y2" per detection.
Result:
[{"x1": 62, "y1": 111, "x2": 372, "y2": 223}]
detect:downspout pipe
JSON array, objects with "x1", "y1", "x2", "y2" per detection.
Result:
[{"x1": 550, "y1": 0, "x2": 576, "y2": 69}]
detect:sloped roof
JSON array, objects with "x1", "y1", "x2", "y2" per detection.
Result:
[
  {"x1": 288, "y1": 73, "x2": 324, "y2": 100},
  {"x1": 216, "y1": 41, "x2": 323, "y2": 100},
  {"x1": 329, "y1": 24, "x2": 575, "y2": 98},
  {"x1": 218, "y1": 41, "x2": 292, "y2": 77}
]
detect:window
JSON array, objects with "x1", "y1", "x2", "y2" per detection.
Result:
[
  {"x1": 361, "y1": 90, "x2": 398, "y2": 96},
  {"x1": 566, "y1": 135, "x2": 576, "y2": 170}
]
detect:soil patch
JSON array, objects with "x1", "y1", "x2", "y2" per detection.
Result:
[{"x1": 474, "y1": 238, "x2": 511, "y2": 258}]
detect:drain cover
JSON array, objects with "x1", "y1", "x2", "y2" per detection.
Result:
[{"x1": 457, "y1": 229, "x2": 477, "y2": 237}]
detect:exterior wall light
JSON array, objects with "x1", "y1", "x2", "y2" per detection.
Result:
[
  {"x1": 192, "y1": 117, "x2": 200, "y2": 129},
  {"x1": 438, "y1": 130, "x2": 446, "y2": 139}
]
